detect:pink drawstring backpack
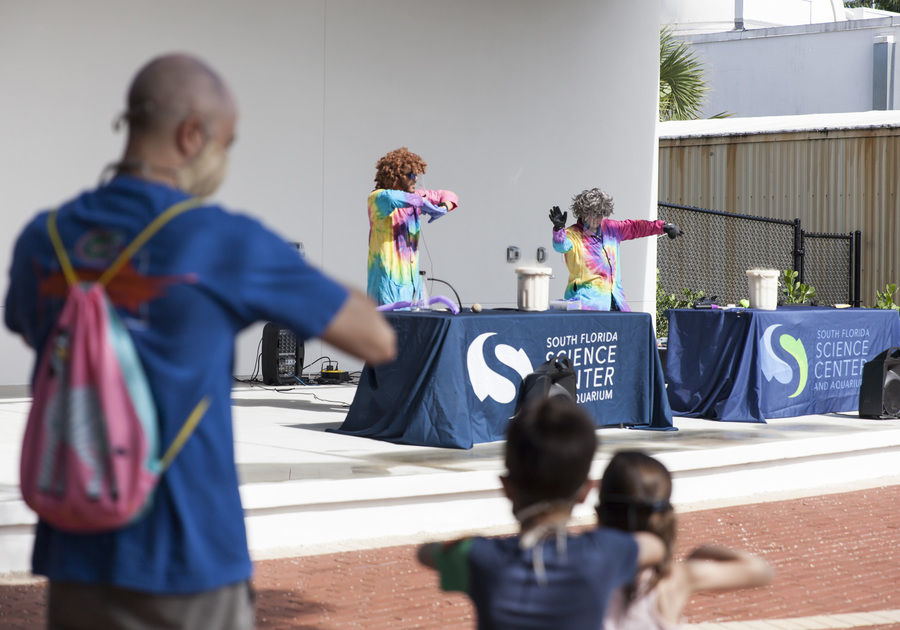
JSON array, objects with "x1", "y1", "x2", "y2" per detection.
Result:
[{"x1": 20, "y1": 198, "x2": 208, "y2": 533}]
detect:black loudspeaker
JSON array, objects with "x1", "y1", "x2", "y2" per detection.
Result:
[
  {"x1": 261, "y1": 323, "x2": 304, "y2": 385},
  {"x1": 858, "y1": 347, "x2": 900, "y2": 418},
  {"x1": 512, "y1": 355, "x2": 577, "y2": 419}
]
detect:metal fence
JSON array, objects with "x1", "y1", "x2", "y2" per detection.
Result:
[
  {"x1": 657, "y1": 202, "x2": 860, "y2": 309},
  {"x1": 800, "y1": 230, "x2": 858, "y2": 309}
]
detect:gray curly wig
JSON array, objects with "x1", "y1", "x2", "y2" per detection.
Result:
[{"x1": 570, "y1": 188, "x2": 614, "y2": 221}]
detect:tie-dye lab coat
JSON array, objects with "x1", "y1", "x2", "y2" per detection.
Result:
[
  {"x1": 367, "y1": 188, "x2": 458, "y2": 305},
  {"x1": 552, "y1": 218, "x2": 665, "y2": 311}
]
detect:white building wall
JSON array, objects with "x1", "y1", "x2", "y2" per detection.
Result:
[
  {"x1": 662, "y1": 0, "x2": 847, "y2": 34},
  {"x1": 0, "y1": 0, "x2": 661, "y2": 386},
  {"x1": 744, "y1": 0, "x2": 845, "y2": 27},
  {"x1": 679, "y1": 17, "x2": 900, "y2": 119}
]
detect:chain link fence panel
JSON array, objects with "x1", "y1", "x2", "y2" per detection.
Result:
[
  {"x1": 655, "y1": 204, "x2": 857, "y2": 338},
  {"x1": 657, "y1": 203, "x2": 796, "y2": 307},
  {"x1": 801, "y1": 232, "x2": 853, "y2": 306}
]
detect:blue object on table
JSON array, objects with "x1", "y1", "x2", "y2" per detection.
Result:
[
  {"x1": 334, "y1": 309, "x2": 674, "y2": 449},
  {"x1": 665, "y1": 306, "x2": 900, "y2": 422}
]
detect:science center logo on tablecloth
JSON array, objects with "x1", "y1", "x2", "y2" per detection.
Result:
[
  {"x1": 466, "y1": 333, "x2": 534, "y2": 404},
  {"x1": 761, "y1": 323, "x2": 871, "y2": 398},
  {"x1": 466, "y1": 330, "x2": 619, "y2": 405},
  {"x1": 545, "y1": 331, "x2": 619, "y2": 403},
  {"x1": 761, "y1": 324, "x2": 808, "y2": 398}
]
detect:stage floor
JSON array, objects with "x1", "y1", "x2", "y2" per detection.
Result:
[{"x1": 2, "y1": 382, "x2": 900, "y2": 574}]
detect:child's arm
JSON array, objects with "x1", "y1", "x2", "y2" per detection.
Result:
[
  {"x1": 417, "y1": 542, "x2": 441, "y2": 569},
  {"x1": 416, "y1": 539, "x2": 475, "y2": 592},
  {"x1": 633, "y1": 531, "x2": 666, "y2": 568},
  {"x1": 684, "y1": 545, "x2": 775, "y2": 591},
  {"x1": 651, "y1": 545, "x2": 774, "y2": 625}
]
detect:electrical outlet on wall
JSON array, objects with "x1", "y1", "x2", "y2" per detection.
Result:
[{"x1": 507, "y1": 246, "x2": 520, "y2": 262}]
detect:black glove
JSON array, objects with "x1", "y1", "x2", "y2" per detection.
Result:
[
  {"x1": 549, "y1": 206, "x2": 567, "y2": 231},
  {"x1": 663, "y1": 222, "x2": 684, "y2": 239}
]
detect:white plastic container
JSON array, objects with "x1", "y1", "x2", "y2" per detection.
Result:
[
  {"x1": 515, "y1": 266, "x2": 552, "y2": 311},
  {"x1": 745, "y1": 269, "x2": 779, "y2": 310}
]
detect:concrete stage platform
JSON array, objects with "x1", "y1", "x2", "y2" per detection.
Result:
[{"x1": 2, "y1": 382, "x2": 900, "y2": 576}]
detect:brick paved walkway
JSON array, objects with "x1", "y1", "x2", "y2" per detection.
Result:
[{"x1": 2, "y1": 484, "x2": 899, "y2": 629}]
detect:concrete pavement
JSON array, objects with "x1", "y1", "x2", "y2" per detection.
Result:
[{"x1": 1, "y1": 382, "x2": 900, "y2": 628}]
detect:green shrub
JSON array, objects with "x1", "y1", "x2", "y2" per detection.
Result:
[
  {"x1": 873, "y1": 283, "x2": 900, "y2": 311},
  {"x1": 782, "y1": 269, "x2": 816, "y2": 305},
  {"x1": 656, "y1": 269, "x2": 704, "y2": 339}
]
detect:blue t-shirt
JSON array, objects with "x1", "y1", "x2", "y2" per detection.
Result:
[
  {"x1": 435, "y1": 528, "x2": 639, "y2": 630},
  {"x1": 4, "y1": 176, "x2": 348, "y2": 594}
]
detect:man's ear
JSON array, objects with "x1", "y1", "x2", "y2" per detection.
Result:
[{"x1": 175, "y1": 113, "x2": 206, "y2": 159}]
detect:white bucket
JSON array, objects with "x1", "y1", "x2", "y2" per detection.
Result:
[
  {"x1": 515, "y1": 266, "x2": 552, "y2": 311},
  {"x1": 745, "y1": 269, "x2": 779, "y2": 310}
]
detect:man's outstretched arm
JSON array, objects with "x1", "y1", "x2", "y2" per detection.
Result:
[{"x1": 319, "y1": 287, "x2": 397, "y2": 365}]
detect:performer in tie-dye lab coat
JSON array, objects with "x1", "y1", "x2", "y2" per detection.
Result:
[
  {"x1": 367, "y1": 147, "x2": 458, "y2": 306},
  {"x1": 550, "y1": 188, "x2": 683, "y2": 311}
]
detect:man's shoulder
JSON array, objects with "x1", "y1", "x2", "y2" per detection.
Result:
[
  {"x1": 175, "y1": 201, "x2": 252, "y2": 226},
  {"x1": 8, "y1": 210, "x2": 55, "y2": 266},
  {"x1": 17, "y1": 209, "x2": 54, "y2": 236},
  {"x1": 150, "y1": 199, "x2": 271, "y2": 241},
  {"x1": 50, "y1": 181, "x2": 277, "y2": 251}
]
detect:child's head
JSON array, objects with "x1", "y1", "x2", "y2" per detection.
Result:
[
  {"x1": 503, "y1": 397, "x2": 597, "y2": 516},
  {"x1": 597, "y1": 451, "x2": 676, "y2": 579}
]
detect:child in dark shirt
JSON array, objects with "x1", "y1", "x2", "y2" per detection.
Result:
[{"x1": 418, "y1": 397, "x2": 664, "y2": 630}]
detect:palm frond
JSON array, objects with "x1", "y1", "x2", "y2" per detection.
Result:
[
  {"x1": 659, "y1": 26, "x2": 709, "y2": 121},
  {"x1": 845, "y1": 0, "x2": 900, "y2": 11}
]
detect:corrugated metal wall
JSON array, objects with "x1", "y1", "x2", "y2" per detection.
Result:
[{"x1": 659, "y1": 127, "x2": 900, "y2": 305}]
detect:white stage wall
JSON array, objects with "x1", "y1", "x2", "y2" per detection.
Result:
[{"x1": 0, "y1": 0, "x2": 662, "y2": 384}]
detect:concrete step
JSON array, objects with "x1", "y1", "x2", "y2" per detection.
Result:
[{"x1": 3, "y1": 386, "x2": 900, "y2": 574}]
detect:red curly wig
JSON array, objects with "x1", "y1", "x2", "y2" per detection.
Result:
[{"x1": 374, "y1": 147, "x2": 427, "y2": 190}]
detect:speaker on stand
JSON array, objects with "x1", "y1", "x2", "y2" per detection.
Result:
[
  {"x1": 858, "y1": 346, "x2": 900, "y2": 418},
  {"x1": 261, "y1": 323, "x2": 304, "y2": 386}
]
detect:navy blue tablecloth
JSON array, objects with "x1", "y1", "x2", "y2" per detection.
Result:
[
  {"x1": 335, "y1": 309, "x2": 673, "y2": 449},
  {"x1": 666, "y1": 306, "x2": 900, "y2": 422}
]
